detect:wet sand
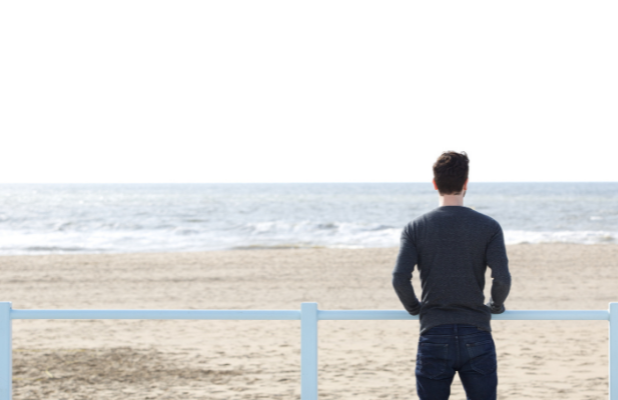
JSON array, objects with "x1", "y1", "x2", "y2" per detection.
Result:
[{"x1": 1, "y1": 243, "x2": 617, "y2": 399}]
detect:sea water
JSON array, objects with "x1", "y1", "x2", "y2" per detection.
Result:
[{"x1": 0, "y1": 182, "x2": 616, "y2": 254}]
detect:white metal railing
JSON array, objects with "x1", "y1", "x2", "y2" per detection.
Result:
[{"x1": 1, "y1": 301, "x2": 617, "y2": 399}]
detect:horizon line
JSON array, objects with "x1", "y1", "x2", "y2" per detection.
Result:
[{"x1": 1, "y1": 181, "x2": 617, "y2": 185}]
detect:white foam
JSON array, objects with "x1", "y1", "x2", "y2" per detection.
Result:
[
  {"x1": 504, "y1": 230, "x2": 616, "y2": 245},
  {"x1": 1, "y1": 223, "x2": 615, "y2": 255}
]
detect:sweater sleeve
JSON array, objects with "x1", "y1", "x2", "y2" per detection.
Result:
[
  {"x1": 392, "y1": 224, "x2": 421, "y2": 315},
  {"x1": 485, "y1": 224, "x2": 511, "y2": 313}
]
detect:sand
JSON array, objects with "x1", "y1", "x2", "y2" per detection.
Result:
[{"x1": 1, "y1": 243, "x2": 617, "y2": 399}]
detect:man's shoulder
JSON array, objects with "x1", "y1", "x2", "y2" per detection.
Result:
[
  {"x1": 404, "y1": 208, "x2": 443, "y2": 235},
  {"x1": 406, "y1": 208, "x2": 440, "y2": 227},
  {"x1": 466, "y1": 207, "x2": 501, "y2": 226}
]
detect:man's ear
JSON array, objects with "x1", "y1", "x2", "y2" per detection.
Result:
[
  {"x1": 432, "y1": 179, "x2": 438, "y2": 190},
  {"x1": 462, "y1": 178, "x2": 469, "y2": 191}
]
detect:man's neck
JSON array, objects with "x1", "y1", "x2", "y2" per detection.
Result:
[{"x1": 438, "y1": 193, "x2": 465, "y2": 207}]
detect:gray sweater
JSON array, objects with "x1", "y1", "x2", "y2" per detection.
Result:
[{"x1": 392, "y1": 205, "x2": 511, "y2": 334}]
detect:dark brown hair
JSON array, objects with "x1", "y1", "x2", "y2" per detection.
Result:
[{"x1": 433, "y1": 151, "x2": 469, "y2": 195}]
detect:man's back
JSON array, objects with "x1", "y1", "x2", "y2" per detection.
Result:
[{"x1": 393, "y1": 205, "x2": 511, "y2": 334}]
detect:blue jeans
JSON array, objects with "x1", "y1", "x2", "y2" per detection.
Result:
[{"x1": 415, "y1": 324, "x2": 497, "y2": 400}]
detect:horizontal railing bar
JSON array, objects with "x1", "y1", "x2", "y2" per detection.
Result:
[
  {"x1": 491, "y1": 310, "x2": 609, "y2": 320},
  {"x1": 319, "y1": 310, "x2": 417, "y2": 320},
  {"x1": 11, "y1": 310, "x2": 301, "y2": 320},
  {"x1": 318, "y1": 310, "x2": 609, "y2": 321},
  {"x1": 9, "y1": 309, "x2": 609, "y2": 321}
]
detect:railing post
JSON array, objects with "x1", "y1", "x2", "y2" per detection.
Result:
[
  {"x1": 610, "y1": 303, "x2": 618, "y2": 400},
  {"x1": 301, "y1": 302, "x2": 318, "y2": 400},
  {"x1": 0, "y1": 302, "x2": 12, "y2": 400}
]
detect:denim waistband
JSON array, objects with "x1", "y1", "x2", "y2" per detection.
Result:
[{"x1": 422, "y1": 323, "x2": 488, "y2": 336}]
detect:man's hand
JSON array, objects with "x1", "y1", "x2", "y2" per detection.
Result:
[
  {"x1": 407, "y1": 302, "x2": 421, "y2": 316},
  {"x1": 485, "y1": 301, "x2": 505, "y2": 314}
]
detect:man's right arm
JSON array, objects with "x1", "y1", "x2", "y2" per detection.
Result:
[
  {"x1": 486, "y1": 224, "x2": 511, "y2": 314},
  {"x1": 392, "y1": 224, "x2": 421, "y2": 315}
]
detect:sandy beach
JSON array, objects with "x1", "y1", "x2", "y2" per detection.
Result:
[{"x1": 1, "y1": 243, "x2": 617, "y2": 399}]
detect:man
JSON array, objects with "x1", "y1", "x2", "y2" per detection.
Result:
[{"x1": 392, "y1": 151, "x2": 511, "y2": 400}]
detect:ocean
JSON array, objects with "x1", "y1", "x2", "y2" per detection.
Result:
[{"x1": 0, "y1": 183, "x2": 616, "y2": 254}]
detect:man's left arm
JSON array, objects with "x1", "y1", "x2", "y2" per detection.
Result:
[
  {"x1": 392, "y1": 224, "x2": 421, "y2": 315},
  {"x1": 485, "y1": 223, "x2": 511, "y2": 314}
]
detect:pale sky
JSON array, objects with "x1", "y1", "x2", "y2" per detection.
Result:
[{"x1": 1, "y1": 1, "x2": 616, "y2": 183}]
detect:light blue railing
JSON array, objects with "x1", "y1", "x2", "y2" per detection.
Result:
[{"x1": 1, "y1": 302, "x2": 617, "y2": 399}]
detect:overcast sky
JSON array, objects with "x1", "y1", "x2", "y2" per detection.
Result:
[{"x1": 1, "y1": 1, "x2": 616, "y2": 183}]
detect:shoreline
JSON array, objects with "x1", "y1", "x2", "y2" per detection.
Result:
[{"x1": 1, "y1": 241, "x2": 617, "y2": 258}]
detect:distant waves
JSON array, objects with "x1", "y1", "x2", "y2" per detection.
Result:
[
  {"x1": 0, "y1": 220, "x2": 403, "y2": 254},
  {"x1": 0, "y1": 221, "x2": 615, "y2": 255}
]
